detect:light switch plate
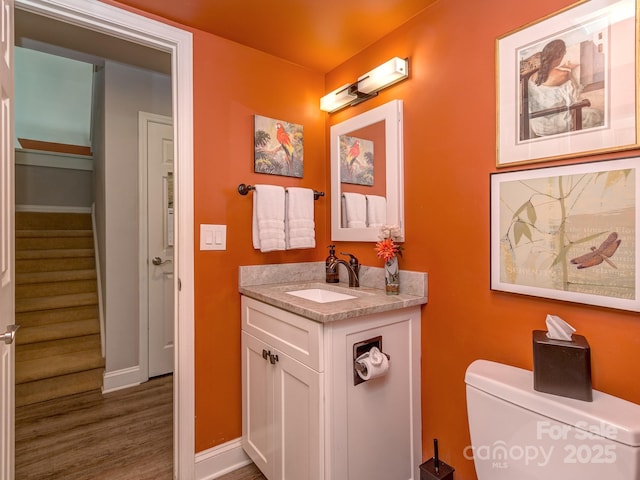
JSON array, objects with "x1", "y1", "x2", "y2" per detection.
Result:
[{"x1": 200, "y1": 224, "x2": 226, "y2": 251}]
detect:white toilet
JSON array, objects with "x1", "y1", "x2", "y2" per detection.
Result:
[{"x1": 465, "y1": 359, "x2": 640, "y2": 479}]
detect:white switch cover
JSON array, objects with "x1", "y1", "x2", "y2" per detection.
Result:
[{"x1": 200, "y1": 224, "x2": 226, "y2": 251}]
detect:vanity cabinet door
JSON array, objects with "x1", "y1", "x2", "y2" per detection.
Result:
[
  {"x1": 273, "y1": 351, "x2": 322, "y2": 480},
  {"x1": 242, "y1": 332, "x2": 275, "y2": 479},
  {"x1": 242, "y1": 330, "x2": 322, "y2": 480}
]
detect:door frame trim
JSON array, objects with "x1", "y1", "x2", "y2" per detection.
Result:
[
  {"x1": 138, "y1": 111, "x2": 173, "y2": 382},
  {"x1": 14, "y1": 1, "x2": 195, "y2": 478}
]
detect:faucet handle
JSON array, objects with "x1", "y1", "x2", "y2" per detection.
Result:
[{"x1": 340, "y1": 252, "x2": 359, "y2": 268}]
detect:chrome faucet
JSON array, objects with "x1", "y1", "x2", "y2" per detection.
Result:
[{"x1": 328, "y1": 252, "x2": 360, "y2": 287}]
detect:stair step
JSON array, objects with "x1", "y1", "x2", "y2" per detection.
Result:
[
  {"x1": 16, "y1": 292, "x2": 98, "y2": 313},
  {"x1": 14, "y1": 211, "x2": 103, "y2": 405},
  {"x1": 16, "y1": 279, "x2": 98, "y2": 299},
  {"x1": 16, "y1": 318, "x2": 100, "y2": 345},
  {"x1": 16, "y1": 235, "x2": 94, "y2": 251},
  {"x1": 15, "y1": 212, "x2": 92, "y2": 230},
  {"x1": 17, "y1": 334, "x2": 101, "y2": 361},
  {"x1": 16, "y1": 305, "x2": 99, "y2": 327},
  {"x1": 16, "y1": 256, "x2": 96, "y2": 273},
  {"x1": 16, "y1": 335, "x2": 104, "y2": 383},
  {"x1": 16, "y1": 229, "x2": 93, "y2": 238},
  {"x1": 16, "y1": 248, "x2": 95, "y2": 260},
  {"x1": 15, "y1": 368, "x2": 104, "y2": 407},
  {"x1": 16, "y1": 269, "x2": 96, "y2": 285}
]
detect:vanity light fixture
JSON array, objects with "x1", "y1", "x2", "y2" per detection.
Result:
[
  {"x1": 320, "y1": 57, "x2": 409, "y2": 113},
  {"x1": 319, "y1": 83, "x2": 357, "y2": 113}
]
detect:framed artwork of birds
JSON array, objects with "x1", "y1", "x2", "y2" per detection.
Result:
[
  {"x1": 254, "y1": 115, "x2": 304, "y2": 178},
  {"x1": 339, "y1": 135, "x2": 374, "y2": 186},
  {"x1": 490, "y1": 156, "x2": 640, "y2": 312}
]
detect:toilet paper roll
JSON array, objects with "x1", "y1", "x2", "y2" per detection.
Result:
[{"x1": 355, "y1": 346, "x2": 389, "y2": 381}]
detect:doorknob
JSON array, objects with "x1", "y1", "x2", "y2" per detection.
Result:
[
  {"x1": 1, "y1": 325, "x2": 20, "y2": 345},
  {"x1": 152, "y1": 256, "x2": 172, "y2": 266}
]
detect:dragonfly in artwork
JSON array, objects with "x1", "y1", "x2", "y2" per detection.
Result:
[{"x1": 570, "y1": 232, "x2": 622, "y2": 269}]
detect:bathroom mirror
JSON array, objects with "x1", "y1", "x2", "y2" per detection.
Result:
[{"x1": 331, "y1": 99, "x2": 404, "y2": 242}]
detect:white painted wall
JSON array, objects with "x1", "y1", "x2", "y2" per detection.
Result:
[
  {"x1": 15, "y1": 47, "x2": 93, "y2": 147},
  {"x1": 102, "y1": 60, "x2": 171, "y2": 374},
  {"x1": 15, "y1": 150, "x2": 93, "y2": 208},
  {"x1": 93, "y1": 65, "x2": 107, "y2": 342}
]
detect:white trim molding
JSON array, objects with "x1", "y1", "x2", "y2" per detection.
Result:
[
  {"x1": 15, "y1": 148, "x2": 93, "y2": 171},
  {"x1": 102, "y1": 366, "x2": 141, "y2": 394},
  {"x1": 195, "y1": 439, "x2": 251, "y2": 480},
  {"x1": 15, "y1": 204, "x2": 92, "y2": 213}
]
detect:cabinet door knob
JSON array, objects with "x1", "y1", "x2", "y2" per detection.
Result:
[
  {"x1": 262, "y1": 349, "x2": 270, "y2": 360},
  {"x1": 269, "y1": 353, "x2": 279, "y2": 364}
]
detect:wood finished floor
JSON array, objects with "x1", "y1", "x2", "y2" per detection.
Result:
[
  {"x1": 217, "y1": 463, "x2": 266, "y2": 480},
  {"x1": 15, "y1": 374, "x2": 173, "y2": 480}
]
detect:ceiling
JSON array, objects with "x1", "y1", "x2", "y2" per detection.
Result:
[
  {"x1": 15, "y1": 9, "x2": 171, "y2": 74},
  {"x1": 112, "y1": 0, "x2": 439, "y2": 72}
]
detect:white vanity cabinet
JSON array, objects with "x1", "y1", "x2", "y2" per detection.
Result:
[
  {"x1": 241, "y1": 296, "x2": 324, "y2": 480},
  {"x1": 241, "y1": 295, "x2": 422, "y2": 480}
]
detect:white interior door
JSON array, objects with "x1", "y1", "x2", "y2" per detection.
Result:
[
  {"x1": 0, "y1": 0, "x2": 15, "y2": 478},
  {"x1": 142, "y1": 113, "x2": 174, "y2": 378}
]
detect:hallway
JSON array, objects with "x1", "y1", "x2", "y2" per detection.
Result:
[{"x1": 15, "y1": 374, "x2": 172, "y2": 479}]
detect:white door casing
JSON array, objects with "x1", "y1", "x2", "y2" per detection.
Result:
[
  {"x1": 12, "y1": 1, "x2": 194, "y2": 478},
  {"x1": 0, "y1": 0, "x2": 15, "y2": 478},
  {"x1": 140, "y1": 112, "x2": 174, "y2": 379},
  {"x1": 0, "y1": 0, "x2": 15, "y2": 480}
]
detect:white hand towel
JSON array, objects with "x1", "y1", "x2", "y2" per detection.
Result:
[
  {"x1": 285, "y1": 187, "x2": 315, "y2": 249},
  {"x1": 366, "y1": 195, "x2": 387, "y2": 228},
  {"x1": 252, "y1": 184, "x2": 286, "y2": 252},
  {"x1": 342, "y1": 192, "x2": 366, "y2": 228}
]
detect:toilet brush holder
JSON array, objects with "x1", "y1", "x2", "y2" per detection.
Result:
[{"x1": 420, "y1": 458, "x2": 454, "y2": 480}]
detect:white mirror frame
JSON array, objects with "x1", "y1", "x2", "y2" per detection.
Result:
[{"x1": 330, "y1": 99, "x2": 404, "y2": 242}]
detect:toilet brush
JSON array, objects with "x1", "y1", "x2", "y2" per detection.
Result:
[{"x1": 419, "y1": 438, "x2": 454, "y2": 480}]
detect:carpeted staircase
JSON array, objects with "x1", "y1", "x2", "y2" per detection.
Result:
[{"x1": 15, "y1": 211, "x2": 104, "y2": 407}]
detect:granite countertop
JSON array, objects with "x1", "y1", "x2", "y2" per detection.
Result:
[{"x1": 239, "y1": 262, "x2": 428, "y2": 323}]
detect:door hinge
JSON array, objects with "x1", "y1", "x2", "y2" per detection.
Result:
[{"x1": 178, "y1": 278, "x2": 182, "y2": 291}]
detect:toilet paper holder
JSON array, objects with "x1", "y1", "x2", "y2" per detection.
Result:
[{"x1": 353, "y1": 336, "x2": 390, "y2": 386}]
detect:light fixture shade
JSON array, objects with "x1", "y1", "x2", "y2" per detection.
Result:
[
  {"x1": 357, "y1": 57, "x2": 408, "y2": 95},
  {"x1": 320, "y1": 83, "x2": 357, "y2": 112}
]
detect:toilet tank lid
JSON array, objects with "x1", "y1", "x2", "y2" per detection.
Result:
[{"x1": 465, "y1": 360, "x2": 640, "y2": 447}]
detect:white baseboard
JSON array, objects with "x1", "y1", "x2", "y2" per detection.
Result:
[
  {"x1": 15, "y1": 204, "x2": 92, "y2": 213},
  {"x1": 195, "y1": 438, "x2": 252, "y2": 480},
  {"x1": 102, "y1": 366, "x2": 141, "y2": 393}
]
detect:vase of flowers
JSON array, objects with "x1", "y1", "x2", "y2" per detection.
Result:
[{"x1": 374, "y1": 225, "x2": 403, "y2": 295}]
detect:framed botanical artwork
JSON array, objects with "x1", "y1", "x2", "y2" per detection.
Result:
[
  {"x1": 496, "y1": 0, "x2": 639, "y2": 167},
  {"x1": 254, "y1": 115, "x2": 303, "y2": 178},
  {"x1": 339, "y1": 134, "x2": 374, "y2": 186},
  {"x1": 490, "y1": 156, "x2": 640, "y2": 311}
]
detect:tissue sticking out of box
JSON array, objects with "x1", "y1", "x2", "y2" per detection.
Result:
[{"x1": 546, "y1": 314, "x2": 576, "y2": 341}]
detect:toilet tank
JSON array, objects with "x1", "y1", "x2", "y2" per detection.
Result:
[{"x1": 465, "y1": 360, "x2": 640, "y2": 480}]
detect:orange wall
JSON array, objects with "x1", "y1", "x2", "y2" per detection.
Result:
[
  {"x1": 190, "y1": 33, "x2": 328, "y2": 450},
  {"x1": 326, "y1": 0, "x2": 640, "y2": 478},
  {"x1": 107, "y1": 0, "x2": 640, "y2": 476}
]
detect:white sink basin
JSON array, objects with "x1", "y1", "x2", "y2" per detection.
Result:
[{"x1": 286, "y1": 288, "x2": 356, "y2": 303}]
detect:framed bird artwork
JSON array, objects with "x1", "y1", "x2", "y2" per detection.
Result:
[
  {"x1": 254, "y1": 115, "x2": 304, "y2": 178},
  {"x1": 490, "y1": 156, "x2": 640, "y2": 312},
  {"x1": 339, "y1": 135, "x2": 374, "y2": 186}
]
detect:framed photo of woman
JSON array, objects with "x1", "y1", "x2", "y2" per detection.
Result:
[{"x1": 496, "y1": 0, "x2": 639, "y2": 167}]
